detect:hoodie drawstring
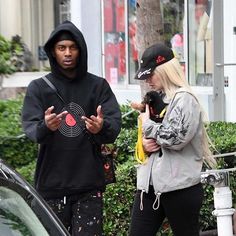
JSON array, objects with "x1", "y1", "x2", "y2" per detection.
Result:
[
  {"x1": 140, "y1": 190, "x2": 161, "y2": 211},
  {"x1": 140, "y1": 190, "x2": 145, "y2": 211},
  {"x1": 152, "y1": 192, "x2": 161, "y2": 210}
]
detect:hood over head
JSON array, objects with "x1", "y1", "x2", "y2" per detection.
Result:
[{"x1": 44, "y1": 20, "x2": 88, "y2": 80}]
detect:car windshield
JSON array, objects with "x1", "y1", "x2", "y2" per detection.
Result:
[{"x1": 0, "y1": 186, "x2": 49, "y2": 236}]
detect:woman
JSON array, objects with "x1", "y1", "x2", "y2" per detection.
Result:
[{"x1": 129, "y1": 43, "x2": 216, "y2": 236}]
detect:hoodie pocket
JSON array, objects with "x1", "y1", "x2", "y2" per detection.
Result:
[{"x1": 37, "y1": 146, "x2": 104, "y2": 190}]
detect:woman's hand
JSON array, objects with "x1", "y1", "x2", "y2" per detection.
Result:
[
  {"x1": 142, "y1": 137, "x2": 160, "y2": 153},
  {"x1": 139, "y1": 104, "x2": 150, "y2": 124}
]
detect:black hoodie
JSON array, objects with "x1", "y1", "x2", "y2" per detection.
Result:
[{"x1": 22, "y1": 21, "x2": 122, "y2": 199}]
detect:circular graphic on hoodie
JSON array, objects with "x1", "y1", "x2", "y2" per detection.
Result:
[
  {"x1": 58, "y1": 102, "x2": 86, "y2": 137},
  {"x1": 65, "y1": 114, "x2": 76, "y2": 127}
]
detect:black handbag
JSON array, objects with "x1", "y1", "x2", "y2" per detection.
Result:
[{"x1": 42, "y1": 76, "x2": 116, "y2": 185}]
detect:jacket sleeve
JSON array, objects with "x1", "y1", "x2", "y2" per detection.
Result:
[
  {"x1": 143, "y1": 92, "x2": 201, "y2": 150},
  {"x1": 21, "y1": 80, "x2": 53, "y2": 143},
  {"x1": 93, "y1": 79, "x2": 122, "y2": 145}
]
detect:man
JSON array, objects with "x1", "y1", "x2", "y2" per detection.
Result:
[{"x1": 22, "y1": 20, "x2": 121, "y2": 235}]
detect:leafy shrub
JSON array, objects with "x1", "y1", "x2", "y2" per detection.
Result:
[
  {"x1": 10, "y1": 35, "x2": 34, "y2": 72},
  {"x1": 207, "y1": 122, "x2": 236, "y2": 154},
  {"x1": 0, "y1": 35, "x2": 18, "y2": 75},
  {"x1": 103, "y1": 159, "x2": 136, "y2": 236},
  {"x1": 114, "y1": 128, "x2": 137, "y2": 164},
  {"x1": 0, "y1": 97, "x2": 37, "y2": 167},
  {"x1": 0, "y1": 135, "x2": 37, "y2": 168},
  {"x1": 16, "y1": 160, "x2": 36, "y2": 185},
  {"x1": 200, "y1": 184, "x2": 216, "y2": 230},
  {"x1": 0, "y1": 97, "x2": 23, "y2": 135},
  {"x1": 207, "y1": 122, "x2": 236, "y2": 168},
  {"x1": 120, "y1": 103, "x2": 138, "y2": 129},
  {"x1": 114, "y1": 104, "x2": 138, "y2": 164},
  {"x1": 0, "y1": 34, "x2": 33, "y2": 75},
  {"x1": 199, "y1": 122, "x2": 236, "y2": 231},
  {"x1": 0, "y1": 98, "x2": 236, "y2": 235}
]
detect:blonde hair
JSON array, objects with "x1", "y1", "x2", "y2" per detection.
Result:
[
  {"x1": 154, "y1": 58, "x2": 191, "y2": 99},
  {"x1": 153, "y1": 58, "x2": 217, "y2": 168}
]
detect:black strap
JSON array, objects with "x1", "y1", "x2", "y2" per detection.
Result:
[
  {"x1": 42, "y1": 76, "x2": 97, "y2": 144},
  {"x1": 42, "y1": 76, "x2": 67, "y2": 105}
]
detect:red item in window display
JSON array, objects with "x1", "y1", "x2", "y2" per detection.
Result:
[
  {"x1": 105, "y1": 42, "x2": 118, "y2": 82},
  {"x1": 104, "y1": 0, "x2": 114, "y2": 32},
  {"x1": 129, "y1": 21, "x2": 138, "y2": 62},
  {"x1": 118, "y1": 38, "x2": 126, "y2": 76},
  {"x1": 116, "y1": 0, "x2": 125, "y2": 32}
]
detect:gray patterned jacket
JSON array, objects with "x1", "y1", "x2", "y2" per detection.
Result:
[{"x1": 136, "y1": 89, "x2": 204, "y2": 200}]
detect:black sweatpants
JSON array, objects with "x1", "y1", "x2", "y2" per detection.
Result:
[
  {"x1": 46, "y1": 190, "x2": 103, "y2": 236},
  {"x1": 129, "y1": 183, "x2": 204, "y2": 236}
]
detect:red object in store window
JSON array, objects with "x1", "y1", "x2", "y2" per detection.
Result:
[
  {"x1": 118, "y1": 37, "x2": 126, "y2": 76},
  {"x1": 105, "y1": 42, "x2": 118, "y2": 82},
  {"x1": 104, "y1": 0, "x2": 114, "y2": 32},
  {"x1": 115, "y1": 0, "x2": 125, "y2": 32},
  {"x1": 129, "y1": 21, "x2": 138, "y2": 62}
]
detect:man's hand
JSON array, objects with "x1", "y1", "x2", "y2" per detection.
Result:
[
  {"x1": 81, "y1": 105, "x2": 104, "y2": 134},
  {"x1": 45, "y1": 106, "x2": 68, "y2": 131}
]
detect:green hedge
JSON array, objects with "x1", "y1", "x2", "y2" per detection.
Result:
[
  {"x1": 103, "y1": 159, "x2": 136, "y2": 235},
  {"x1": 0, "y1": 97, "x2": 37, "y2": 168},
  {"x1": 0, "y1": 34, "x2": 23, "y2": 75},
  {"x1": 0, "y1": 97, "x2": 236, "y2": 235}
]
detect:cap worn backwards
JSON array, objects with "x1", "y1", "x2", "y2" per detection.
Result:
[{"x1": 134, "y1": 43, "x2": 174, "y2": 80}]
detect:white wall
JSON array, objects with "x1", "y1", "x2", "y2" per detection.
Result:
[
  {"x1": 71, "y1": 0, "x2": 102, "y2": 77},
  {"x1": 41, "y1": 0, "x2": 54, "y2": 48},
  {"x1": 0, "y1": 0, "x2": 21, "y2": 39},
  {"x1": 20, "y1": 0, "x2": 32, "y2": 49}
]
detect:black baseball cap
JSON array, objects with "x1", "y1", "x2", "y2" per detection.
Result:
[{"x1": 134, "y1": 43, "x2": 174, "y2": 80}]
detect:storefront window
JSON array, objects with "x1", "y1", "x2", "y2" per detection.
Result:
[
  {"x1": 188, "y1": 0, "x2": 212, "y2": 86},
  {"x1": 128, "y1": 0, "x2": 185, "y2": 84},
  {"x1": 103, "y1": 0, "x2": 126, "y2": 85},
  {"x1": 128, "y1": 0, "x2": 138, "y2": 84},
  {"x1": 162, "y1": 0, "x2": 185, "y2": 71},
  {"x1": 103, "y1": 0, "x2": 185, "y2": 86}
]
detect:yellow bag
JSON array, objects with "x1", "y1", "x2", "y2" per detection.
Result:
[{"x1": 135, "y1": 117, "x2": 147, "y2": 164}]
